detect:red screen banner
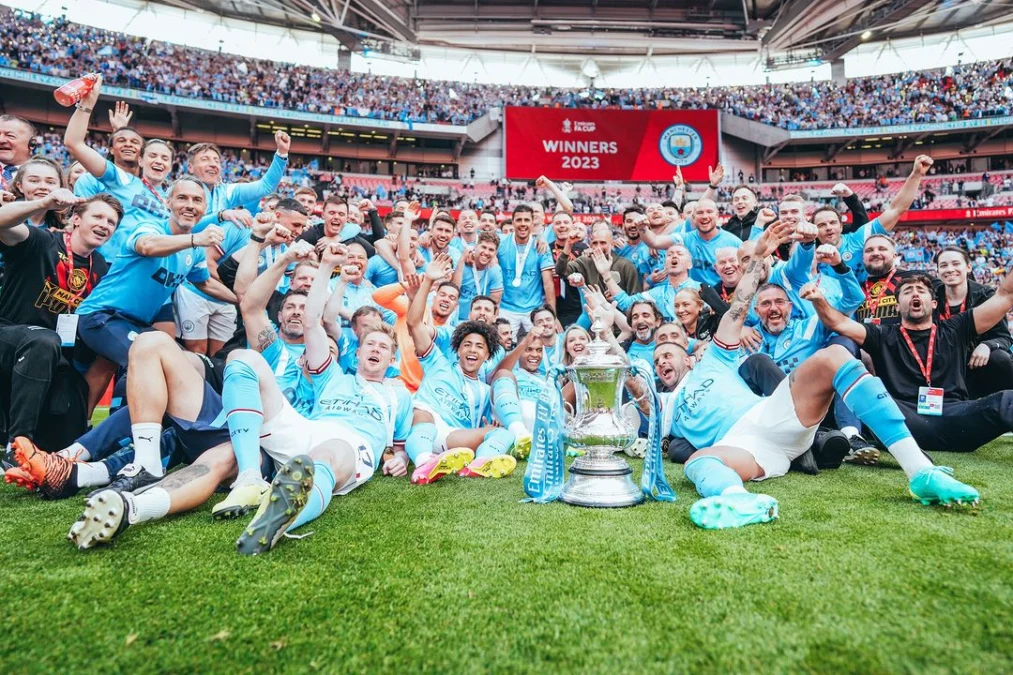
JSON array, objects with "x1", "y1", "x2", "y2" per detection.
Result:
[{"x1": 504, "y1": 107, "x2": 720, "y2": 182}]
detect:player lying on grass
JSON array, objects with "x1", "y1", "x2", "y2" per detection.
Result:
[
  {"x1": 665, "y1": 220, "x2": 980, "y2": 530},
  {"x1": 404, "y1": 254, "x2": 533, "y2": 484},
  {"x1": 223, "y1": 242, "x2": 413, "y2": 554}
]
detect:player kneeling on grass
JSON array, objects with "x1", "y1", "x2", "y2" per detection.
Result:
[
  {"x1": 405, "y1": 254, "x2": 532, "y2": 484},
  {"x1": 666, "y1": 220, "x2": 979, "y2": 530}
]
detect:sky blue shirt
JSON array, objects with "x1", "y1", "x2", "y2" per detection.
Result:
[
  {"x1": 837, "y1": 218, "x2": 888, "y2": 282},
  {"x1": 497, "y1": 235, "x2": 555, "y2": 313},
  {"x1": 759, "y1": 316, "x2": 835, "y2": 375},
  {"x1": 261, "y1": 338, "x2": 315, "y2": 416},
  {"x1": 309, "y1": 363, "x2": 414, "y2": 455},
  {"x1": 415, "y1": 346, "x2": 492, "y2": 428},
  {"x1": 668, "y1": 338, "x2": 759, "y2": 449},
  {"x1": 627, "y1": 339, "x2": 655, "y2": 365},
  {"x1": 681, "y1": 229, "x2": 744, "y2": 286},
  {"x1": 457, "y1": 264, "x2": 504, "y2": 320},
  {"x1": 337, "y1": 332, "x2": 401, "y2": 379},
  {"x1": 73, "y1": 160, "x2": 169, "y2": 260},
  {"x1": 191, "y1": 153, "x2": 288, "y2": 232},
  {"x1": 612, "y1": 276, "x2": 701, "y2": 322},
  {"x1": 76, "y1": 220, "x2": 209, "y2": 323},
  {"x1": 514, "y1": 366, "x2": 549, "y2": 403}
]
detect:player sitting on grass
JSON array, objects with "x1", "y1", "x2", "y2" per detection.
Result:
[
  {"x1": 406, "y1": 254, "x2": 531, "y2": 484},
  {"x1": 667, "y1": 220, "x2": 980, "y2": 530}
]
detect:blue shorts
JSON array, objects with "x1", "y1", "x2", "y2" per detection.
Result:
[
  {"x1": 77, "y1": 310, "x2": 152, "y2": 368},
  {"x1": 153, "y1": 301, "x2": 174, "y2": 325},
  {"x1": 166, "y1": 380, "x2": 231, "y2": 464}
]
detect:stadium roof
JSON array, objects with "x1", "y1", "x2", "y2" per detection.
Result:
[{"x1": 154, "y1": 0, "x2": 1011, "y2": 58}]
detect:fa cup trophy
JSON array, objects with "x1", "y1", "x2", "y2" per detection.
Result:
[{"x1": 559, "y1": 317, "x2": 645, "y2": 508}]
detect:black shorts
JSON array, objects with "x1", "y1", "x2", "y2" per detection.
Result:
[{"x1": 193, "y1": 352, "x2": 227, "y2": 395}]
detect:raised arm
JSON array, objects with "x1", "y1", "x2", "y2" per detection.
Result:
[
  {"x1": 815, "y1": 245, "x2": 865, "y2": 315},
  {"x1": 408, "y1": 254, "x2": 453, "y2": 356},
  {"x1": 701, "y1": 164, "x2": 724, "y2": 203},
  {"x1": 322, "y1": 275, "x2": 347, "y2": 344},
  {"x1": 535, "y1": 176, "x2": 574, "y2": 215},
  {"x1": 799, "y1": 281, "x2": 867, "y2": 345},
  {"x1": 879, "y1": 155, "x2": 932, "y2": 231},
  {"x1": 358, "y1": 199, "x2": 385, "y2": 243},
  {"x1": 0, "y1": 190, "x2": 81, "y2": 245},
  {"x1": 239, "y1": 240, "x2": 311, "y2": 349},
  {"x1": 714, "y1": 220, "x2": 793, "y2": 346},
  {"x1": 224, "y1": 131, "x2": 289, "y2": 208},
  {"x1": 135, "y1": 224, "x2": 224, "y2": 258},
  {"x1": 305, "y1": 242, "x2": 347, "y2": 371},
  {"x1": 635, "y1": 215, "x2": 679, "y2": 250},
  {"x1": 63, "y1": 77, "x2": 109, "y2": 178}
]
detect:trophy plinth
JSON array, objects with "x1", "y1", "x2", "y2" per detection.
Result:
[{"x1": 559, "y1": 314, "x2": 644, "y2": 508}]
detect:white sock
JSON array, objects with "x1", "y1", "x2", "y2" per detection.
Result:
[
  {"x1": 721, "y1": 485, "x2": 748, "y2": 495},
  {"x1": 887, "y1": 438, "x2": 933, "y2": 480},
  {"x1": 231, "y1": 468, "x2": 264, "y2": 489},
  {"x1": 58, "y1": 442, "x2": 91, "y2": 461},
  {"x1": 508, "y1": 421, "x2": 529, "y2": 437},
  {"x1": 131, "y1": 423, "x2": 164, "y2": 477},
  {"x1": 131, "y1": 488, "x2": 171, "y2": 524},
  {"x1": 74, "y1": 462, "x2": 109, "y2": 488},
  {"x1": 840, "y1": 426, "x2": 860, "y2": 439}
]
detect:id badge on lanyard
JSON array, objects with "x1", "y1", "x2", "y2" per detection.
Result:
[{"x1": 901, "y1": 324, "x2": 942, "y2": 416}]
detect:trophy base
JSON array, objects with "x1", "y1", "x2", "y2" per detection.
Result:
[{"x1": 560, "y1": 457, "x2": 645, "y2": 508}]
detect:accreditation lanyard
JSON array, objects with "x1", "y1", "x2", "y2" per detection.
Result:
[
  {"x1": 941, "y1": 296, "x2": 967, "y2": 320},
  {"x1": 472, "y1": 266, "x2": 487, "y2": 295},
  {"x1": 141, "y1": 177, "x2": 167, "y2": 208},
  {"x1": 512, "y1": 236, "x2": 532, "y2": 287},
  {"x1": 863, "y1": 269, "x2": 896, "y2": 317},
  {"x1": 899, "y1": 324, "x2": 936, "y2": 386},
  {"x1": 62, "y1": 232, "x2": 93, "y2": 309}
]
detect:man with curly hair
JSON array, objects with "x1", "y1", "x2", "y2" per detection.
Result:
[{"x1": 405, "y1": 254, "x2": 531, "y2": 484}]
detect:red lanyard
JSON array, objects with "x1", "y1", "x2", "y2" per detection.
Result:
[
  {"x1": 899, "y1": 324, "x2": 936, "y2": 386},
  {"x1": 864, "y1": 269, "x2": 896, "y2": 317},
  {"x1": 941, "y1": 295, "x2": 967, "y2": 320},
  {"x1": 63, "y1": 232, "x2": 93, "y2": 309},
  {"x1": 720, "y1": 285, "x2": 731, "y2": 302},
  {"x1": 141, "y1": 177, "x2": 167, "y2": 207}
]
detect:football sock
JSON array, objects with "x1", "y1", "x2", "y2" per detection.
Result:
[
  {"x1": 491, "y1": 377, "x2": 524, "y2": 428},
  {"x1": 289, "y1": 462, "x2": 335, "y2": 531},
  {"x1": 130, "y1": 423, "x2": 164, "y2": 477},
  {"x1": 58, "y1": 442, "x2": 90, "y2": 461},
  {"x1": 684, "y1": 455, "x2": 747, "y2": 498},
  {"x1": 222, "y1": 360, "x2": 265, "y2": 476},
  {"x1": 476, "y1": 427, "x2": 514, "y2": 458},
  {"x1": 130, "y1": 487, "x2": 171, "y2": 524},
  {"x1": 405, "y1": 423, "x2": 437, "y2": 466},
  {"x1": 840, "y1": 426, "x2": 860, "y2": 439},
  {"x1": 73, "y1": 462, "x2": 109, "y2": 489},
  {"x1": 833, "y1": 359, "x2": 931, "y2": 479}
]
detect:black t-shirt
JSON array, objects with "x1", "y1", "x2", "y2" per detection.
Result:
[
  {"x1": 0, "y1": 227, "x2": 108, "y2": 330},
  {"x1": 862, "y1": 311, "x2": 977, "y2": 403},
  {"x1": 853, "y1": 268, "x2": 922, "y2": 325}
]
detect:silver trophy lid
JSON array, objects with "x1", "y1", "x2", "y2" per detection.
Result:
[{"x1": 570, "y1": 310, "x2": 630, "y2": 369}]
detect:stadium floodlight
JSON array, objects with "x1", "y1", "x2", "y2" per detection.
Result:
[{"x1": 861, "y1": 30, "x2": 873, "y2": 40}]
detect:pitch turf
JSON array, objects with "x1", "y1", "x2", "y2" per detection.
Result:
[{"x1": 0, "y1": 440, "x2": 1010, "y2": 674}]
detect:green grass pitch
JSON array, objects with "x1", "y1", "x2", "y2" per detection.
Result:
[{"x1": 0, "y1": 438, "x2": 1009, "y2": 673}]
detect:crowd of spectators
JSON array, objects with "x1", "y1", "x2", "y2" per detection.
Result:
[{"x1": 2, "y1": 8, "x2": 1011, "y2": 130}]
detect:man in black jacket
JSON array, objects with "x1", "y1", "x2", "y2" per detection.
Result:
[
  {"x1": 297, "y1": 196, "x2": 384, "y2": 257},
  {"x1": 934, "y1": 246, "x2": 1013, "y2": 398}
]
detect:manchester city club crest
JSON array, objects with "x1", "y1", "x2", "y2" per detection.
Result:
[{"x1": 659, "y1": 124, "x2": 703, "y2": 166}]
